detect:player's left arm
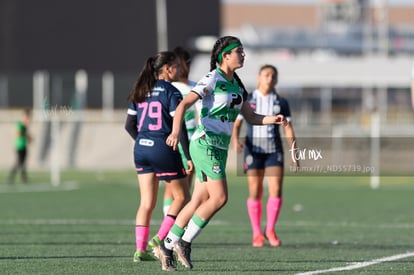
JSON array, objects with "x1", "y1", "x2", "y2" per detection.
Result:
[
  {"x1": 241, "y1": 101, "x2": 286, "y2": 126},
  {"x1": 281, "y1": 99, "x2": 299, "y2": 167}
]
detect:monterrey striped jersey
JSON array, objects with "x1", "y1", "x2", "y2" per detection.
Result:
[{"x1": 243, "y1": 89, "x2": 291, "y2": 153}]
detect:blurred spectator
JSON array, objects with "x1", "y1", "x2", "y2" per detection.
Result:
[{"x1": 8, "y1": 108, "x2": 32, "y2": 184}]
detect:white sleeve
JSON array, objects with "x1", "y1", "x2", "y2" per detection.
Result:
[{"x1": 192, "y1": 72, "x2": 215, "y2": 98}]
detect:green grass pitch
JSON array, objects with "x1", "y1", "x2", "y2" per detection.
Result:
[{"x1": 0, "y1": 170, "x2": 413, "y2": 274}]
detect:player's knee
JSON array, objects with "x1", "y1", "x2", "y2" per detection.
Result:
[
  {"x1": 212, "y1": 194, "x2": 228, "y2": 210},
  {"x1": 172, "y1": 192, "x2": 190, "y2": 206},
  {"x1": 139, "y1": 201, "x2": 156, "y2": 213}
]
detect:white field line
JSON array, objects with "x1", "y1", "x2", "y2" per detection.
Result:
[
  {"x1": 0, "y1": 218, "x2": 228, "y2": 226},
  {"x1": 295, "y1": 251, "x2": 414, "y2": 275},
  {"x1": 1, "y1": 219, "x2": 414, "y2": 229},
  {"x1": 281, "y1": 221, "x2": 414, "y2": 229},
  {"x1": 0, "y1": 182, "x2": 79, "y2": 193}
]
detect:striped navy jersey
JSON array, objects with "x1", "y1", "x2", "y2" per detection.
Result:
[
  {"x1": 244, "y1": 89, "x2": 291, "y2": 153},
  {"x1": 127, "y1": 80, "x2": 183, "y2": 138}
]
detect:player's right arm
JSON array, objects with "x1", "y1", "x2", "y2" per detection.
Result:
[{"x1": 166, "y1": 91, "x2": 200, "y2": 151}]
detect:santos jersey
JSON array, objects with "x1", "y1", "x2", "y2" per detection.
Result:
[
  {"x1": 244, "y1": 89, "x2": 291, "y2": 154},
  {"x1": 127, "y1": 80, "x2": 183, "y2": 139},
  {"x1": 191, "y1": 68, "x2": 247, "y2": 150}
]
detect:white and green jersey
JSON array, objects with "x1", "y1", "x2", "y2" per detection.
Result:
[{"x1": 191, "y1": 68, "x2": 247, "y2": 150}]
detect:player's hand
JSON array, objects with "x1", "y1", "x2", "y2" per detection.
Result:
[
  {"x1": 186, "y1": 160, "x2": 194, "y2": 175},
  {"x1": 274, "y1": 114, "x2": 288, "y2": 126},
  {"x1": 233, "y1": 139, "x2": 244, "y2": 154},
  {"x1": 166, "y1": 133, "x2": 179, "y2": 151}
]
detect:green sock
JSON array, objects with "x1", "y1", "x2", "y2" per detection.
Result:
[{"x1": 182, "y1": 214, "x2": 208, "y2": 243}]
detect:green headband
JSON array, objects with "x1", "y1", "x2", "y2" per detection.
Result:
[{"x1": 217, "y1": 42, "x2": 242, "y2": 63}]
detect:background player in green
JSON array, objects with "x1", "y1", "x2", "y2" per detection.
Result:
[
  {"x1": 8, "y1": 108, "x2": 32, "y2": 184},
  {"x1": 155, "y1": 36, "x2": 288, "y2": 271}
]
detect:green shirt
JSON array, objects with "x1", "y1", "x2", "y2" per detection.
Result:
[{"x1": 15, "y1": 121, "x2": 28, "y2": 150}]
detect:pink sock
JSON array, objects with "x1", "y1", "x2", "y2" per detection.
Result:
[
  {"x1": 157, "y1": 215, "x2": 175, "y2": 240},
  {"x1": 247, "y1": 198, "x2": 262, "y2": 236},
  {"x1": 266, "y1": 197, "x2": 282, "y2": 233},
  {"x1": 135, "y1": 226, "x2": 150, "y2": 253}
]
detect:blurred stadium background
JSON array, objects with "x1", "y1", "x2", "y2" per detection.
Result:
[{"x1": 1, "y1": 0, "x2": 413, "y2": 182}]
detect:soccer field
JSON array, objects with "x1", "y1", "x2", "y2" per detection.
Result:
[{"x1": 0, "y1": 170, "x2": 413, "y2": 274}]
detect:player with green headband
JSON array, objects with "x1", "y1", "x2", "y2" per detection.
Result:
[{"x1": 153, "y1": 36, "x2": 288, "y2": 271}]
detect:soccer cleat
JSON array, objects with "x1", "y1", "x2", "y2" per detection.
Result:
[
  {"x1": 159, "y1": 243, "x2": 177, "y2": 271},
  {"x1": 133, "y1": 251, "x2": 155, "y2": 262},
  {"x1": 252, "y1": 234, "x2": 265, "y2": 247},
  {"x1": 265, "y1": 231, "x2": 281, "y2": 247},
  {"x1": 148, "y1": 235, "x2": 162, "y2": 259},
  {"x1": 173, "y1": 239, "x2": 193, "y2": 269}
]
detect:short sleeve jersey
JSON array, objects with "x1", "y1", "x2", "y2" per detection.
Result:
[
  {"x1": 127, "y1": 80, "x2": 183, "y2": 139},
  {"x1": 191, "y1": 68, "x2": 247, "y2": 149},
  {"x1": 244, "y1": 89, "x2": 291, "y2": 153}
]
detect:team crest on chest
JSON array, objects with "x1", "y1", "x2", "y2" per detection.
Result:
[{"x1": 273, "y1": 104, "x2": 280, "y2": 114}]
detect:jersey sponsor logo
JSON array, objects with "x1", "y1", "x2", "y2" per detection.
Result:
[
  {"x1": 139, "y1": 139, "x2": 154, "y2": 147},
  {"x1": 230, "y1": 93, "x2": 243, "y2": 108},
  {"x1": 219, "y1": 83, "x2": 227, "y2": 92}
]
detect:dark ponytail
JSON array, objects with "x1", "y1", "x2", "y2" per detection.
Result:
[{"x1": 128, "y1": 51, "x2": 177, "y2": 103}]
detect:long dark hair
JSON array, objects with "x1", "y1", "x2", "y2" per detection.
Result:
[
  {"x1": 210, "y1": 36, "x2": 247, "y2": 95},
  {"x1": 174, "y1": 46, "x2": 191, "y2": 80},
  {"x1": 128, "y1": 51, "x2": 177, "y2": 103}
]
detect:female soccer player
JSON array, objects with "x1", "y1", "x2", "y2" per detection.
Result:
[
  {"x1": 124, "y1": 51, "x2": 192, "y2": 262},
  {"x1": 156, "y1": 36, "x2": 288, "y2": 271},
  {"x1": 232, "y1": 64, "x2": 298, "y2": 247},
  {"x1": 161, "y1": 46, "x2": 197, "y2": 216}
]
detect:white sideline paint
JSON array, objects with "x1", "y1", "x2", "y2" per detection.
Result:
[
  {"x1": 0, "y1": 218, "x2": 228, "y2": 226},
  {"x1": 296, "y1": 252, "x2": 414, "y2": 275},
  {"x1": 0, "y1": 181, "x2": 79, "y2": 193},
  {"x1": 1, "y1": 219, "x2": 414, "y2": 229},
  {"x1": 281, "y1": 220, "x2": 414, "y2": 229}
]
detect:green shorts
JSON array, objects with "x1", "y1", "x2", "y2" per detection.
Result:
[
  {"x1": 190, "y1": 137, "x2": 228, "y2": 182},
  {"x1": 178, "y1": 143, "x2": 189, "y2": 170}
]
